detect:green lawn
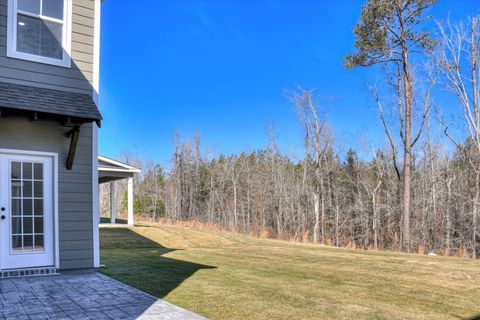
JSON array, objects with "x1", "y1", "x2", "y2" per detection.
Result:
[{"x1": 99, "y1": 223, "x2": 480, "y2": 320}]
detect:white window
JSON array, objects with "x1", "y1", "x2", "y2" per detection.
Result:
[{"x1": 7, "y1": 0, "x2": 72, "y2": 67}]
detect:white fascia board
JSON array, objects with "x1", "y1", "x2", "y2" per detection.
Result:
[{"x1": 98, "y1": 155, "x2": 141, "y2": 172}]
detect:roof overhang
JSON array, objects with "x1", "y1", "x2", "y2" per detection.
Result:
[
  {"x1": 98, "y1": 155, "x2": 141, "y2": 184},
  {"x1": 0, "y1": 82, "x2": 102, "y2": 127}
]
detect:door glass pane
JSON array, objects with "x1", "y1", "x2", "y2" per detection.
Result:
[
  {"x1": 11, "y1": 162, "x2": 21, "y2": 179},
  {"x1": 23, "y1": 181, "x2": 32, "y2": 197},
  {"x1": 12, "y1": 236, "x2": 22, "y2": 252},
  {"x1": 23, "y1": 217, "x2": 33, "y2": 234},
  {"x1": 12, "y1": 199, "x2": 21, "y2": 215},
  {"x1": 34, "y1": 163, "x2": 43, "y2": 180},
  {"x1": 12, "y1": 217, "x2": 22, "y2": 234},
  {"x1": 11, "y1": 181, "x2": 21, "y2": 197},
  {"x1": 34, "y1": 235, "x2": 44, "y2": 250},
  {"x1": 23, "y1": 163, "x2": 32, "y2": 179},
  {"x1": 10, "y1": 162, "x2": 45, "y2": 253},
  {"x1": 23, "y1": 199, "x2": 33, "y2": 215},
  {"x1": 42, "y1": 0, "x2": 64, "y2": 20},
  {"x1": 23, "y1": 235, "x2": 33, "y2": 250},
  {"x1": 34, "y1": 217, "x2": 43, "y2": 234},
  {"x1": 18, "y1": 0, "x2": 41, "y2": 14},
  {"x1": 34, "y1": 181, "x2": 43, "y2": 198},
  {"x1": 34, "y1": 199, "x2": 43, "y2": 215}
]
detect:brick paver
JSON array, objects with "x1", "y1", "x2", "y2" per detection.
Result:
[{"x1": 0, "y1": 271, "x2": 207, "y2": 320}]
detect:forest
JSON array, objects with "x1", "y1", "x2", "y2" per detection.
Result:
[{"x1": 100, "y1": 1, "x2": 480, "y2": 258}]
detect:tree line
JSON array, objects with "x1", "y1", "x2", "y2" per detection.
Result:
[{"x1": 100, "y1": 0, "x2": 480, "y2": 258}]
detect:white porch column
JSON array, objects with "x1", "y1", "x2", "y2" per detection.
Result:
[
  {"x1": 110, "y1": 181, "x2": 116, "y2": 224},
  {"x1": 127, "y1": 177, "x2": 134, "y2": 226}
]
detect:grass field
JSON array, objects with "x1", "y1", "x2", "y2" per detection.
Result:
[{"x1": 99, "y1": 223, "x2": 480, "y2": 320}]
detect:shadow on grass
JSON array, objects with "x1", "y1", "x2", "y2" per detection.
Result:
[
  {"x1": 100, "y1": 227, "x2": 216, "y2": 299},
  {"x1": 100, "y1": 216, "x2": 128, "y2": 224}
]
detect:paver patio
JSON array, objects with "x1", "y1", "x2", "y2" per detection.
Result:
[{"x1": 0, "y1": 271, "x2": 206, "y2": 320}]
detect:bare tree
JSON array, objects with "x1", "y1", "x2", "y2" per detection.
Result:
[
  {"x1": 289, "y1": 88, "x2": 332, "y2": 243},
  {"x1": 228, "y1": 155, "x2": 246, "y2": 230},
  {"x1": 434, "y1": 16, "x2": 480, "y2": 258}
]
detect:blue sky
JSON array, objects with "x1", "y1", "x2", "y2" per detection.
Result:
[{"x1": 98, "y1": 0, "x2": 479, "y2": 165}]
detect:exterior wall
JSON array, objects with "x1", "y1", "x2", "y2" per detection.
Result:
[
  {"x1": 0, "y1": 0, "x2": 95, "y2": 95},
  {"x1": 0, "y1": 117, "x2": 94, "y2": 270}
]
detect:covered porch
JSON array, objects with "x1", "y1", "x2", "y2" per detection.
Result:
[{"x1": 98, "y1": 156, "x2": 141, "y2": 226}]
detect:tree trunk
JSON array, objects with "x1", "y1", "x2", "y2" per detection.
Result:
[
  {"x1": 473, "y1": 172, "x2": 479, "y2": 259},
  {"x1": 401, "y1": 43, "x2": 413, "y2": 252},
  {"x1": 313, "y1": 192, "x2": 320, "y2": 243},
  {"x1": 320, "y1": 181, "x2": 326, "y2": 245},
  {"x1": 335, "y1": 192, "x2": 339, "y2": 247},
  {"x1": 233, "y1": 181, "x2": 238, "y2": 229},
  {"x1": 445, "y1": 177, "x2": 453, "y2": 256},
  {"x1": 372, "y1": 192, "x2": 378, "y2": 250}
]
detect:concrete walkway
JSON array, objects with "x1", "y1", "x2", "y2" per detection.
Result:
[{"x1": 0, "y1": 271, "x2": 207, "y2": 320}]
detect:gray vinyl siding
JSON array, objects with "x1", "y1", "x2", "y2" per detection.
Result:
[
  {"x1": 0, "y1": 0, "x2": 95, "y2": 95},
  {"x1": 0, "y1": 117, "x2": 94, "y2": 270}
]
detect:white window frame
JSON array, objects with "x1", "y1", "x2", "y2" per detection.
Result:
[{"x1": 6, "y1": 0, "x2": 72, "y2": 68}]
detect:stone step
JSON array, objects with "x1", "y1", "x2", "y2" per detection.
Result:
[{"x1": 0, "y1": 267, "x2": 57, "y2": 279}]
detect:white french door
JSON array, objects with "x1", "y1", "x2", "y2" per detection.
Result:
[{"x1": 0, "y1": 153, "x2": 55, "y2": 270}]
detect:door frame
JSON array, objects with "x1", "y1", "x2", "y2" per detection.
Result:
[{"x1": 0, "y1": 148, "x2": 59, "y2": 270}]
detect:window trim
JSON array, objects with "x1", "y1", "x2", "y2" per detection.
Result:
[{"x1": 6, "y1": 0, "x2": 72, "y2": 68}]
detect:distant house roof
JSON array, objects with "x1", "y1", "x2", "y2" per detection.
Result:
[{"x1": 0, "y1": 82, "x2": 102, "y2": 126}]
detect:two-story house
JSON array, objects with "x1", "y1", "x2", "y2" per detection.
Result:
[{"x1": 0, "y1": 0, "x2": 102, "y2": 273}]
